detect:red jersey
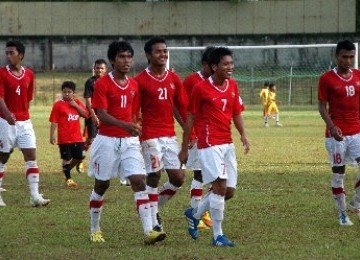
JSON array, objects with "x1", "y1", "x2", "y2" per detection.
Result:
[
  {"x1": 0, "y1": 65, "x2": 34, "y2": 121},
  {"x1": 183, "y1": 71, "x2": 206, "y2": 141},
  {"x1": 189, "y1": 77, "x2": 245, "y2": 149},
  {"x1": 92, "y1": 72, "x2": 140, "y2": 138},
  {"x1": 183, "y1": 71, "x2": 205, "y2": 99},
  {"x1": 135, "y1": 68, "x2": 187, "y2": 141},
  {"x1": 49, "y1": 98, "x2": 86, "y2": 144},
  {"x1": 318, "y1": 68, "x2": 360, "y2": 137}
]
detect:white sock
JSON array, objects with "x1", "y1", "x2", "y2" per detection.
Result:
[
  {"x1": 190, "y1": 179, "x2": 203, "y2": 209},
  {"x1": 135, "y1": 191, "x2": 152, "y2": 234},
  {"x1": 194, "y1": 192, "x2": 210, "y2": 219},
  {"x1": 209, "y1": 193, "x2": 225, "y2": 239},
  {"x1": 26, "y1": 161, "x2": 40, "y2": 198},
  {"x1": 146, "y1": 185, "x2": 159, "y2": 228},
  {"x1": 89, "y1": 190, "x2": 104, "y2": 233},
  {"x1": 276, "y1": 113, "x2": 280, "y2": 122},
  {"x1": 332, "y1": 173, "x2": 346, "y2": 212},
  {"x1": 158, "y1": 181, "x2": 178, "y2": 207}
]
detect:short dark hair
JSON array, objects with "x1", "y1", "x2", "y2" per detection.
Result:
[
  {"x1": 208, "y1": 47, "x2": 232, "y2": 67},
  {"x1": 107, "y1": 41, "x2": 134, "y2": 62},
  {"x1": 6, "y1": 40, "x2": 25, "y2": 56},
  {"x1": 201, "y1": 46, "x2": 216, "y2": 64},
  {"x1": 144, "y1": 36, "x2": 167, "y2": 54},
  {"x1": 61, "y1": 81, "x2": 76, "y2": 91},
  {"x1": 336, "y1": 40, "x2": 355, "y2": 55},
  {"x1": 264, "y1": 81, "x2": 270, "y2": 87},
  {"x1": 269, "y1": 82, "x2": 276, "y2": 89},
  {"x1": 94, "y1": 59, "x2": 107, "y2": 68}
]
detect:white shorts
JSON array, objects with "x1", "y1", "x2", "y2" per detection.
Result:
[
  {"x1": 141, "y1": 136, "x2": 181, "y2": 173},
  {"x1": 88, "y1": 135, "x2": 146, "y2": 181},
  {"x1": 198, "y1": 143, "x2": 238, "y2": 188},
  {"x1": 0, "y1": 118, "x2": 36, "y2": 153},
  {"x1": 325, "y1": 134, "x2": 360, "y2": 167},
  {"x1": 186, "y1": 142, "x2": 201, "y2": 171}
]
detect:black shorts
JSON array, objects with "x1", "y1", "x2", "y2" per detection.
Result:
[
  {"x1": 59, "y1": 142, "x2": 85, "y2": 161},
  {"x1": 85, "y1": 117, "x2": 98, "y2": 139}
]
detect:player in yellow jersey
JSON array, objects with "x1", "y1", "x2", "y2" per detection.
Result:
[
  {"x1": 264, "y1": 82, "x2": 282, "y2": 127},
  {"x1": 259, "y1": 81, "x2": 269, "y2": 118}
]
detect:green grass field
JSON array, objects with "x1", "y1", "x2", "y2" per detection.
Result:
[{"x1": 1, "y1": 105, "x2": 360, "y2": 259}]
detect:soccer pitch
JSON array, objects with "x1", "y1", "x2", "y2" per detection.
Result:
[{"x1": 1, "y1": 106, "x2": 360, "y2": 259}]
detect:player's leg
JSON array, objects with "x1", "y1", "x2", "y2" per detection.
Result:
[
  {"x1": 264, "y1": 105, "x2": 270, "y2": 127},
  {"x1": 88, "y1": 135, "x2": 118, "y2": 242},
  {"x1": 59, "y1": 144, "x2": 77, "y2": 187},
  {"x1": 0, "y1": 152, "x2": 11, "y2": 207},
  {"x1": 122, "y1": 137, "x2": 166, "y2": 244},
  {"x1": 273, "y1": 105, "x2": 282, "y2": 126},
  {"x1": 346, "y1": 134, "x2": 360, "y2": 220},
  {"x1": 18, "y1": 120, "x2": 50, "y2": 207},
  {"x1": 89, "y1": 178, "x2": 109, "y2": 242},
  {"x1": 325, "y1": 137, "x2": 352, "y2": 225},
  {"x1": 142, "y1": 138, "x2": 164, "y2": 231},
  {"x1": 159, "y1": 137, "x2": 185, "y2": 207},
  {"x1": 0, "y1": 118, "x2": 16, "y2": 205}
]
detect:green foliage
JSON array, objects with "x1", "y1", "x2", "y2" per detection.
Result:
[{"x1": 1, "y1": 105, "x2": 360, "y2": 259}]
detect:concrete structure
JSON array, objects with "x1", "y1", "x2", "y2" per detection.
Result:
[{"x1": 0, "y1": 0, "x2": 356, "y2": 36}]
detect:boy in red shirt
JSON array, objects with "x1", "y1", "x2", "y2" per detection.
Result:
[{"x1": 49, "y1": 81, "x2": 88, "y2": 187}]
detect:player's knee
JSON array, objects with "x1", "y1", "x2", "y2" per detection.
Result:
[
  {"x1": 168, "y1": 169, "x2": 185, "y2": 187},
  {"x1": 225, "y1": 188, "x2": 236, "y2": 200},
  {"x1": 0, "y1": 152, "x2": 10, "y2": 164},
  {"x1": 193, "y1": 170, "x2": 203, "y2": 182},
  {"x1": 94, "y1": 179, "x2": 110, "y2": 195}
]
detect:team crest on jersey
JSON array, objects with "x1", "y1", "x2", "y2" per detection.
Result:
[
  {"x1": 356, "y1": 81, "x2": 360, "y2": 87},
  {"x1": 130, "y1": 90, "x2": 136, "y2": 97},
  {"x1": 170, "y1": 83, "x2": 175, "y2": 89},
  {"x1": 231, "y1": 92, "x2": 235, "y2": 98}
]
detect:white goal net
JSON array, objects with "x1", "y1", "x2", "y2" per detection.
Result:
[{"x1": 167, "y1": 44, "x2": 359, "y2": 106}]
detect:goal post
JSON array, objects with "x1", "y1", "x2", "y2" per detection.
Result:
[{"x1": 167, "y1": 43, "x2": 358, "y2": 106}]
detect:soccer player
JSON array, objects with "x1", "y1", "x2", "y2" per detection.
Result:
[
  {"x1": 182, "y1": 46, "x2": 216, "y2": 230},
  {"x1": 259, "y1": 81, "x2": 269, "y2": 118},
  {"x1": 179, "y1": 47, "x2": 250, "y2": 247},
  {"x1": 77, "y1": 59, "x2": 107, "y2": 174},
  {"x1": 0, "y1": 40, "x2": 50, "y2": 207},
  {"x1": 49, "y1": 81, "x2": 88, "y2": 188},
  {"x1": 135, "y1": 37, "x2": 188, "y2": 233},
  {"x1": 88, "y1": 40, "x2": 166, "y2": 244},
  {"x1": 318, "y1": 40, "x2": 360, "y2": 226},
  {"x1": 264, "y1": 82, "x2": 282, "y2": 127}
]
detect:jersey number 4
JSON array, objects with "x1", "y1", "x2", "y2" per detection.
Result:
[{"x1": 16, "y1": 85, "x2": 21, "y2": 95}]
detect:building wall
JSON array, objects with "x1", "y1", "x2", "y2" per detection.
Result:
[{"x1": 0, "y1": 0, "x2": 356, "y2": 36}]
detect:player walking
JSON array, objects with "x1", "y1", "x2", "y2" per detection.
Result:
[
  {"x1": 318, "y1": 40, "x2": 360, "y2": 226},
  {"x1": 179, "y1": 47, "x2": 250, "y2": 247},
  {"x1": 135, "y1": 37, "x2": 188, "y2": 234},
  {"x1": 182, "y1": 46, "x2": 215, "y2": 230},
  {"x1": 88, "y1": 41, "x2": 166, "y2": 244},
  {"x1": 0, "y1": 40, "x2": 50, "y2": 207}
]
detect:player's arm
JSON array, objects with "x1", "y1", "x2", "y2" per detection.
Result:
[
  {"x1": 96, "y1": 108, "x2": 141, "y2": 136},
  {"x1": 178, "y1": 112, "x2": 195, "y2": 166},
  {"x1": 0, "y1": 98, "x2": 15, "y2": 125},
  {"x1": 70, "y1": 99, "x2": 88, "y2": 118},
  {"x1": 233, "y1": 114, "x2": 250, "y2": 154},
  {"x1": 85, "y1": 97, "x2": 99, "y2": 126},
  {"x1": 49, "y1": 122, "x2": 57, "y2": 145},
  {"x1": 318, "y1": 100, "x2": 343, "y2": 141}
]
